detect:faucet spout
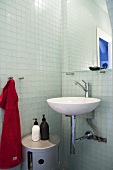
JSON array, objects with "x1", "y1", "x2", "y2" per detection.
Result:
[
  {"x1": 74, "y1": 80, "x2": 89, "y2": 97},
  {"x1": 74, "y1": 81, "x2": 86, "y2": 91}
]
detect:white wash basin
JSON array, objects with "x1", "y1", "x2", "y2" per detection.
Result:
[{"x1": 47, "y1": 97, "x2": 101, "y2": 115}]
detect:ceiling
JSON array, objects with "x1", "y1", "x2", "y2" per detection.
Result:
[{"x1": 93, "y1": 0, "x2": 108, "y2": 13}]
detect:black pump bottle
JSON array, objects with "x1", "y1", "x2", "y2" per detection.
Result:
[{"x1": 40, "y1": 115, "x2": 49, "y2": 140}]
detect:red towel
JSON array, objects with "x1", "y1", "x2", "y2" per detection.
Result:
[{"x1": 0, "y1": 79, "x2": 21, "y2": 169}]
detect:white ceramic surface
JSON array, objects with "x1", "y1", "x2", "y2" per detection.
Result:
[{"x1": 47, "y1": 97, "x2": 101, "y2": 115}]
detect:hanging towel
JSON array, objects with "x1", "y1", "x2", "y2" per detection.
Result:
[{"x1": 0, "y1": 79, "x2": 21, "y2": 169}]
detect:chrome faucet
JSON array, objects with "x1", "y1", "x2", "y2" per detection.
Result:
[{"x1": 74, "y1": 80, "x2": 89, "y2": 97}]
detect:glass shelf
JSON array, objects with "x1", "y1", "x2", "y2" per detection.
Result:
[{"x1": 62, "y1": 69, "x2": 112, "y2": 75}]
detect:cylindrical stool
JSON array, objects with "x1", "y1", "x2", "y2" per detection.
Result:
[{"x1": 22, "y1": 133, "x2": 60, "y2": 170}]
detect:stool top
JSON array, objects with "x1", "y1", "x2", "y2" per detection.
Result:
[{"x1": 22, "y1": 133, "x2": 60, "y2": 150}]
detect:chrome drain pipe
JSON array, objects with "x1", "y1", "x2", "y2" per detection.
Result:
[{"x1": 70, "y1": 115, "x2": 76, "y2": 154}]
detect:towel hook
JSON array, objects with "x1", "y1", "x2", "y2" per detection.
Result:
[
  {"x1": 8, "y1": 76, "x2": 13, "y2": 80},
  {"x1": 8, "y1": 76, "x2": 24, "y2": 80},
  {"x1": 19, "y1": 76, "x2": 24, "y2": 80}
]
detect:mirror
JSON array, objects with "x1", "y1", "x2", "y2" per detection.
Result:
[{"x1": 64, "y1": 0, "x2": 112, "y2": 71}]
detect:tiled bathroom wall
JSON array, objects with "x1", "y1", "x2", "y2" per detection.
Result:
[
  {"x1": 62, "y1": 0, "x2": 113, "y2": 170},
  {"x1": 62, "y1": 71, "x2": 112, "y2": 170},
  {"x1": 66, "y1": 0, "x2": 111, "y2": 71},
  {"x1": 106, "y1": 0, "x2": 113, "y2": 29},
  {"x1": 0, "y1": 0, "x2": 113, "y2": 170},
  {"x1": 106, "y1": 0, "x2": 113, "y2": 71},
  {"x1": 0, "y1": 0, "x2": 62, "y2": 169}
]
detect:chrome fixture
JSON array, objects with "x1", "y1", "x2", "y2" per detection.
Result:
[
  {"x1": 19, "y1": 76, "x2": 24, "y2": 80},
  {"x1": 76, "y1": 130, "x2": 107, "y2": 143},
  {"x1": 66, "y1": 72, "x2": 74, "y2": 75},
  {"x1": 70, "y1": 115, "x2": 76, "y2": 154},
  {"x1": 8, "y1": 76, "x2": 13, "y2": 79},
  {"x1": 76, "y1": 131, "x2": 93, "y2": 142},
  {"x1": 75, "y1": 80, "x2": 89, "y2": 97},
  {"x1": 86, "y1": 119, "x2": 107, "y2": 143},
  {"x1": 8, "y1": 76, "x2": 24, "y2": 80}
]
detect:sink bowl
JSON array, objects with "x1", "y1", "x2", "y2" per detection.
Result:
[{"x1": 47, "y1": 97, "x2": 101, "y2": 115}]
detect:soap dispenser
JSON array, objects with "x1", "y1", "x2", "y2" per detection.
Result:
[
  {"x1": 40, "y1": 115, "x2": 49, "y2": 140},
  {"x1": 32, "y1": 118, "x2": 40, "y2": 142}
]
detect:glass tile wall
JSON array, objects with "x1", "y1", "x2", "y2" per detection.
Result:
[
  {"x1": 0, "y1": 0, "x2": 62, "y2": 169},
  {"x1": 62, "y1": 0, "x2": 113, "y2": 170}
]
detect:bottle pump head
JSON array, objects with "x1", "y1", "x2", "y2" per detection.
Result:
[
  {"x1": 33, "y1": 118, "x2": 38, "y2": 125},
  {"x1": 42, "y1": 114, "x2": 46, "y2": 121}
]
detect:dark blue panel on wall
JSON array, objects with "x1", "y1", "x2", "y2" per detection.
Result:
[{"x1": 99, "y1": 38, "x2": 109, "y2": 69}]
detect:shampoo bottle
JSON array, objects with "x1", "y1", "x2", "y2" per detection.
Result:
[
  {"x1": 40, "y1": 115, "x2": 49, "y2": 140},
  {"x1": 32, "y1": 118, "x2": 40, "y2": 142}
]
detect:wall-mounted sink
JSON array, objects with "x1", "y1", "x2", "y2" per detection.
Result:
[
  {"x1": 47, "y1": 97, "x2": 101, "y2": 154},
  {"x1": 47, "y1": 97, "x2": 101, "y2": 115}
]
